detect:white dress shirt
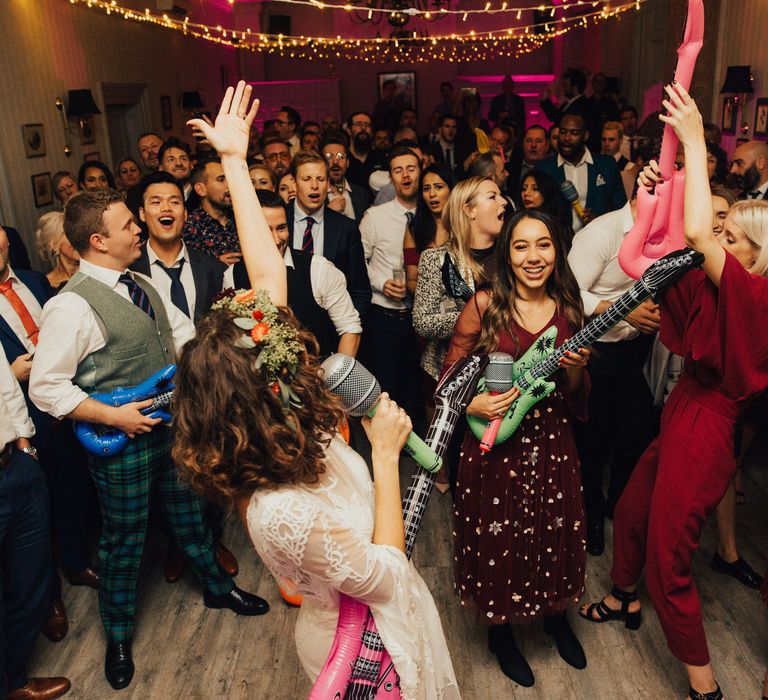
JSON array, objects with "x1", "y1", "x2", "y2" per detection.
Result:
[
  {"x1": 327, "y1": 179, "x2": 356, "y2": 220},
  {"x1": 0, "y1": 266, "x2": 43, "y2": 353},
  {"x1": 0, "y1": 353, "x2": 34, "y2": 449},
  {"x1": 567, "y1": 202, "x2": 639, "y2": 342},
  {"x1": 558, "y1": 147, "x2": 594, "y2": 232},
  {"x1": 29, "y1": 258, "x2": 195, "y2": 420},
  {"x1": 223, "y1": 248, "x2": 361, "y2": 338},
  {"x1": 143, "y1": 241, "x2": 197, "y2": 319},
  {"x1": 359, "y1": 198, "x2": 415, "y2": 310},
  {"x1": 292, "y1": 202, "x2": 326, "y2": 255}
]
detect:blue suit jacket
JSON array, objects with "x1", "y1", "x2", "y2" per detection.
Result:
[
  {"x1": 0, "y1": 270, "x2": 53, "y2": 448},
  {"x1": 535, "y1": 152, "x2": 627, "y2": 219},
  {"x1": 287, "y1": 202, "x2": 371, "y2": 318}
]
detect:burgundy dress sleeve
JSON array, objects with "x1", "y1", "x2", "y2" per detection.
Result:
[
  {"x1": 403, "y1": 247, "x2": 421, "y2": 267},
  {"x1": 440, "y1": 291, "x2": 489, "y2": 378}
]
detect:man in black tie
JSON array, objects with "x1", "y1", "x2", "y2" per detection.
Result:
[
  {"x1": 428, "y1": 113, "x2": 462, "y2": 177},
  {"x1": 287, "y1": 151, "x2": 371, "y2": 318},
  {"x1": 130, "y1": 171, "x2": 238, "y2": 583},
  {"x1": 730, "y1": 140, "x2": 768, "y2": 200}
]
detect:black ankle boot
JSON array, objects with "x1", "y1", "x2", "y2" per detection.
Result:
[
  {"x1": 487, "y1": 624, "x2": 534, "y2": 687},
  {"x1": 543, "y1": 612, "x2": 587, "y2": 669}
]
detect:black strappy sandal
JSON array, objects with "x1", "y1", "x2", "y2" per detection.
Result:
[
  {"x1": 578, "y1": 585, "x2": 642, "y2": 630},
  {"x1": 688, "y1": 684, "x2": 722, "y2": 700}
]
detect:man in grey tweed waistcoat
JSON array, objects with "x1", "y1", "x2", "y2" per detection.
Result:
[{"x1": 29, "y1": 189, "x2": 269, "y2": 691}]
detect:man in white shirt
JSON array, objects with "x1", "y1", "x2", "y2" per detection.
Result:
[
  {"x1": 567, "y1": 199, "x2": 658, "y2": 556},
  {"x1": 359, "y1": 145, "x2": 423, "y2": 423},
  {"x1": 29, "y1": 188, "x2": 268, "y2": 690},
  {"x1": 320, "y1": 131, "x2": 372, "y2": 224},
  {"x1": 0, "y1": 353, "x2": 71, "y2": 700},
  {"x1": 227, "y1": 190, "x2": 361, "y2": 358},
  {"x1": 601, "y1": 121, "x2": 633, "y2": 171}
]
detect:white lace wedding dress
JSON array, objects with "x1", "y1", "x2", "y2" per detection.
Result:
[{"x1": 246, "y1": 434, "x2": 461, "y2": 700}]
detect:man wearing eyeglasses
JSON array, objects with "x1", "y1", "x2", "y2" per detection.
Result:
[
  {"x1": 320, "y1": 131, "x2": 372, "y2": 224},
  {"x1": 262, "y1": 137, "x2": 292, "y2": 179},
  {"x1": 345, "y1": 111, "x2": 387, "y2": 190}
]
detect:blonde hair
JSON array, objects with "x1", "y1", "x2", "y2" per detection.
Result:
[
  {"x1": 727, "y1": 200, "x2": 768, "y2": 276},
  {"x1": 443, "y1": 176, "x2": 492, "y2": 287},
  {"x1": 602, "y1": 120, "x2": 624, "y2": 139},
  {"x1": 34, "y1": 211, "x2": 65, "y2": 270}
]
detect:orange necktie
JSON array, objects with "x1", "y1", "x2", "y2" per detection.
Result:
[{"x1": 0, "y1": 279, "x2": 39, "y2": 346}]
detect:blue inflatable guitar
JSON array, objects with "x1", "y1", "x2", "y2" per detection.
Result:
[
  {"x1": 467, "y1": 248, "x2": 704, "y2": 448},
  {"x1": 75, "y1": 364, "x2": 176, "y2": 457}
]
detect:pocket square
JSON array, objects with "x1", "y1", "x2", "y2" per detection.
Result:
[{"x1": 595, "y1": 174, "x2": 606, "y2": 186}]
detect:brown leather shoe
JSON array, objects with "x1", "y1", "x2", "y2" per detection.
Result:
[
  {"x1": 41, "y1": 599, "x2": 68, "y2": 643},
  {"x1": 6, "y1": 677, "x2": 71, "y2": 700},
  {"x1": 164, "y1": 547, "x2": 187, "y2": 583},
  {"x1": 66, "y1": 566, "x2": 99, "y2": 590},
  {"x1": 215, "y1": 542, "x2": 239, "y2": 576}
]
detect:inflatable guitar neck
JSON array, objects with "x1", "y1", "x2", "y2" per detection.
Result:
[
  {"x1": 310, "y1": 355, "x2": 487, "y2": 700},
  {"x1": 618, "y1": 0, "x2": 704, "y2": 279},
  {"x1": 468, "y1": 248, "x2": 704, "y2": 446},
  {"x1": 75, "y1": 364, "x2": 176, "y2": 457}
]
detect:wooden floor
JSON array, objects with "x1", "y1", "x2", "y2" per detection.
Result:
[{"x1": 30, "y1": 430, "x2": 768, "y2": 699}]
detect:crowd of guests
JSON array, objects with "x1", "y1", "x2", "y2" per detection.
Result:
[{"x1": 0, "y1": 70, "x2": 766, "y2": 700}]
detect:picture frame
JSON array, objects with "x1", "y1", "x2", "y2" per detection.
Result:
[
  {"x1": 377, "y1": 71, "x2": 416, "y2": 110},
  {"x1": 83, "y1": 151, "x2": 100, "y2": 162},
  {"x1": 79, "y1": 115, "x2": 96, "y2": 144},
  {"x1": 721, "y1": 96, "x2": 736, "y2": 135},
  {"x1": 31, "y1": 172, "x2": 53, "y2": 208},
  {"x1": 161, "y1": 95, "x2": 173, "y2": 131},
  {"x1": 754, "y1": 98, "x2": 768, "y2": 137},
  {"x1": 22, "y1": 123, "x2": 46, "y2": 158}
]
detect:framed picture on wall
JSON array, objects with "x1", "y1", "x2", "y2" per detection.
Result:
[
  {"x1": 721, "y1": 96, "x2": 737, "y2": 135},
  {"x1": 22, "y1": 124, "x2": 46, "y2": 158},
  {"x1": 754, "y1": 98, "x2": 768, "y2": 137},
  {"x1": 377, "y1": 72, "x2": 416, "y2": 110},
  {"x1": 31, "y1": 172, "x2": 53, "y2": 208},
  {"x1": 83, "y1": 152, "x2": 100, "y2": 162},
  {"x1": 161, "y1": 96, "x2": 173, "y2": 131}
]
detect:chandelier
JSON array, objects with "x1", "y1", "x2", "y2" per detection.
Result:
[{"x1": 347, "y1": 0, "x2": 453, "y2": 27}]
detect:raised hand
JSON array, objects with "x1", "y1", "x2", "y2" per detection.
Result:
[
  {"x1": 660, "y1": 82, "x2": 704, "y2": 148},
  {"x1": 186, "y1": 81, "x2": 259, "y2": 159}
]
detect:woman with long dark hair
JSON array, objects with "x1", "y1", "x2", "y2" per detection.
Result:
[
  {"x1": 519, "y1": 170, "x2": 574, "y2": 247},
  {"x1": 77, "y1": 160, "x2": 116, "y2": 190},
  {"x1": 403, "y1": 162, "x2": 455, "y2": 295},
  {"x1": 442, "y1": 208, "x2": 590, "y2": 687},
  {"x1": 173, "y1": 82, "x2": 459, "y2": 699}
]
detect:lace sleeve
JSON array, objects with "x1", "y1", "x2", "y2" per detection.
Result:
[
  {"x1": 249, "y1": 491, "x2": 410, "y2": 607},
  {"x1": 412, "y1": 248, "x2": 462, "y2": 341},
  {"x1": 439, "y1": 291, "x2": 488, "y2": 378}
]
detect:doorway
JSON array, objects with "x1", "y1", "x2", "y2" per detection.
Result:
[{"x1": 98, "y1": 83, "x2": 151, "y2": 170}]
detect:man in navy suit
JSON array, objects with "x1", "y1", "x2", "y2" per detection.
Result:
[
  {"x1": 488, "y1": 75, "x2": 526, "y2": 132},
  {"x1": 129, "y1": 171, "x2": 237, "y2": 583},
  {"x1": 319, "y1": 131, "x2": 372, "y2": 225},
  {"x1": 730, "y1": 140, "x2": 768, "y2": 200},
  {"x1": 287, "y1": 151, "x2": 371, "y2": 319},
  {"x1": 536, "y1": 113, "x2": 626, "y2": 230},
  {"x1": 0, "y1": 227, "x2": 95, "y2": 646}
]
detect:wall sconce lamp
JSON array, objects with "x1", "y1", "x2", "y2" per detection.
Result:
[
  {"x1": 720, "y1": 65, "x2": 754, "y2": 137},
  {"x1": 55, "y1": 89, "x2": 102, "y2": 157}
]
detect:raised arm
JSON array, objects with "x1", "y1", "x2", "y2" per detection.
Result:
[
  {"x1": 658, "y1": 82, "x2": 725, "y2": 285},
  {"x1": 188, "y1": 82, "x2": 287, "y2": 306}
]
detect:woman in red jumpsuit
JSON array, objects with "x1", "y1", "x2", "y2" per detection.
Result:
[{"x1": 580, "y1": 83, "x2": 768, "y2": 700}]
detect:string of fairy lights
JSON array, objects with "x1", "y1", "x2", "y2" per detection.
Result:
[{"x1": 67, "y1": 0, "x2": 647, "y2": 63}]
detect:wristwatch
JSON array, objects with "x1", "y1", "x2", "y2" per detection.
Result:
[{"x1": 19, "y1": 445, "x2": 38, "y2": 459}]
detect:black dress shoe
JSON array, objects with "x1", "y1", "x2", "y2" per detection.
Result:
[
  {"x1": 586, "y1": 517, "x2": 604, "y2": 556},
  {"x1": 105, "y1": 639, "x2": 134, "y2": 690},
  {"x1": 203, "y1": 586, "x2": 270, "y2": 616},
  {"x1": 487, "y1": 623, "x2": 534, "y2": 687},
  {"x1": 543, "y1": 612, "x2": 587, "y2": 669},
  {"x1": 711, "y1": 552, "x2": 764, "y2": 589}
]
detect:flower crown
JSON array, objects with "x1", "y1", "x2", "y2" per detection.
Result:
[{"x1": 213, "y1": 288, "x2": 303, "y2": 407}]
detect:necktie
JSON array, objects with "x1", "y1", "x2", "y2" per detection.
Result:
[
  {"x1": 444, "y1": 147, "x2": 452, "y2": 168},
  {"x1": 302, "y1": 216, "x2": 315, "y2": 254},
  {"x1": 0, "y1": 279, "x2": 38, "y2": 346},
  {"x1": 155, "y1": 259, "x2": 190, "y2": 317},
  {"x1": 118, "y1": 273, "x2": 155, "y2": 320}
]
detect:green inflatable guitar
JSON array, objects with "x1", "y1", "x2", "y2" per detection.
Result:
[{"x1": 467, "y1": 247, "x2": 703, "y2": 447}]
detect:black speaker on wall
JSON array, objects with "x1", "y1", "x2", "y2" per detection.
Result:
[{"x1": 267, "y1": 15, "x2": 291, "y2": 36}]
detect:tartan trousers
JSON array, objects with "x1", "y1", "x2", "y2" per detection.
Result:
[{"x1": 88, "y1": 427, "x2": 233, "y2": 642}]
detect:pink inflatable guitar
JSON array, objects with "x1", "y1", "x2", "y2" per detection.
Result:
[
  {"x1": 618, "y1": 0, "x2": 704, "y2": 279},
  {"x1": 310, "y1": 354, "x2": 487, "y2": 699}
]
